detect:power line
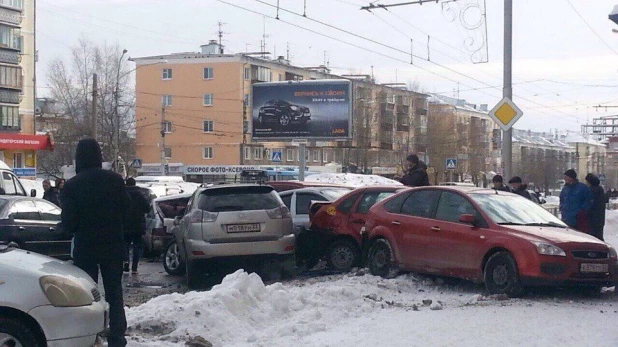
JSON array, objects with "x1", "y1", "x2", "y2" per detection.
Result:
[{"x1": 565, "y1": 0, "x2": 618, "y2": 55}]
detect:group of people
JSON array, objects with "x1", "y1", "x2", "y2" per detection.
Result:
[
  {"x1": 42, "y1": 177, "x2": 64, "y2": 207},
  {"x1": 399, "y1": 153, "x2": 607, "y2": 241}
]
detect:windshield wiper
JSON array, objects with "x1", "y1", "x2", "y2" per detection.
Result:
[
  {"x1": 497, "y1": 222, "x2": 525, "y2": 225},
  {"x1": 522, "y1": 222, "x2": 566, "y2": 228}
]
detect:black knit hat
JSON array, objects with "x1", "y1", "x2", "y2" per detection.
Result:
[
  {"x1": 508, "y1": 176, "x2": 522, "y2": 184},
  {"x1": 585, "y1": 173, "x2": 600, "y2": 186},
  {"x1": 564, "y1": 169, "x2": 577, "y2": 180},
  {"x1": 492, "y1": 175, "x2": 504, "y2": 183}
]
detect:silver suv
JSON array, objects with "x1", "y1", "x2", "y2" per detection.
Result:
[{"x1": 173, "y1": 184, "x2": 295, "y2": 288}]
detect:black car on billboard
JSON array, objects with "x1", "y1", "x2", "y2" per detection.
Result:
[{"x1": 257, "y1": 99, "x2": 311, "y2": 127}]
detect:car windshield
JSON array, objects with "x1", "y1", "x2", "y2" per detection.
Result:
[
  {"x1": 198, "y1": 186, "x2": 282, "y2": 212},
  {"x1": 469, "y1": 193, "x2": 567, "y2": 228},
  {"x1": 320, "y1": 188, "x2": 352, "y2": 201}
]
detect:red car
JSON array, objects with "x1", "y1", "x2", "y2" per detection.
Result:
[
  {"x1": 302, "y1": 186, "x2": 403, "y2": 271},
  {"x1": 364, "y1": 186, "x2": 617, "y2": 297}
]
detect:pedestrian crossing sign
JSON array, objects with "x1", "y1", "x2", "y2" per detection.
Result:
[
  {"x1": 445, "y1": 158, "x2": 457, "y2": 170},
  {"x1": 131, "y1": 158, "x2": 142, "y2": 169},
  {"x1": 271, "y1": 151, "x2": 282, "y2": 162}
]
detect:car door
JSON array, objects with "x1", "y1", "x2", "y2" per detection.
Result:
[
  {"x1": 428, "y1": 191, "x2": 488, "y2": 278},
  {"x1": 347, "y1": 191, "x2": 394, "y2": 237},
  {"x1": 294, "y1": 192, "x2": 329, "y2": 232},
  {"x1": 9, "y1": 200, "x2": 51, "y2": 255},
  {"x1": 389, "y1": 190, "x2": 440, "y2": 271},
  {"x1": 34, "y1": 200, "x2": 71, "y2": 259}
]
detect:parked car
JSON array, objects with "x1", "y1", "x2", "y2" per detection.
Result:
[
  {"x1": 0, "y1": 243, "x2": 108, "y2": 346},
  {"x1": 364, "y1": 186, "x2": 617, "y2": 297},
  {"x1": 0, "y1": 160, "x2": 32, "y2": 197},
  {"x1": 278, "y1": 187, "x2": 352, "y2": 234},
  {"x1": 257, "y1": 99, "x2": 311, "y2": 127},
  {"x1": 0, "y1": 196, "x2": 70, "y2": 259},
  {"x1": 170, "y1": 184, "x2": 296, "y2": 288},
  {"x1": 267, "y1": 180, "x2": 352, "y2": 192},
  {"x1": 20, "y1": 179, "x2": 45, "y2": 199},
  {"x1": 302, "y1": 185, "x2": 404, "y2": 271},
  {"x1": 143, "y1": 192, "x2": 191, "y2": 258},
  {"x1": 528, "y1": 190, "x2": 546, "y2": 204}
]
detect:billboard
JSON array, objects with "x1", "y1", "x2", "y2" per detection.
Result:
[{"x1": 252, "y1": 79, "x2": 352, "y2": 140}]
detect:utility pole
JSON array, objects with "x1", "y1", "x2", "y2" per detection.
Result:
[
  {"x1": 502, "y1": 0, "x2": 513, "y2": 180},
  {"x1": 160, "y1": 106, "x2": 167, "y2": 176},
  {"x1": 217, "y1": 21, "x2": 226, "y2": 54},
  {"x1": 91, "y1": 73, "x2": 98, "y2": 139},
  {"x1": 114, "y1": 49, "x2": 127, "y2": 173}
]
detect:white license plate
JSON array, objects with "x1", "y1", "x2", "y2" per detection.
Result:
[
  {"x1": 226, "y1": 223, "x2": 261, "y2": 233},
  {"x1": 580, "y1": 263, "x2": 608, "y2": 273}
]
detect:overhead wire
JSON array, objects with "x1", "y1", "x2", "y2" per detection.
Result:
[{"x1": 565, "y1": 0, "x2": 618, "y2": 55}]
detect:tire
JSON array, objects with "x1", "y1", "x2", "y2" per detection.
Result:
[
  {"x1": 163, "y1": 242, "x2": 185, "y2": 276},
  {"x1": 186, "y1": 260, "x2": 203, "y2": 290},
  {"x1": 279, "y1": 114, "x2": 291, "y2": 127},
  {"x1": 304, "y1": 257, "x2": 319, "y2": 271},
  {"x1": 0, "y1": 317, "x2": 44, "y2": 347},
  {"x1": 367, "y1": 239, "x2": 398, "y2": 278},
  {"x1": 484, "y1": 251, "x2": 525, "y2": 298},
  {"x1": 327, "y1": 239, "x2": 361, "y2": 272}
]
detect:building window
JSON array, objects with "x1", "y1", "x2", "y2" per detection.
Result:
[
  {"x1": 244, "y1": 67, "x2": 250, "y2": 80},
  {"x1": 164, "y1": 147, "x2": 172, "y2": 159},
  {"x1": 0, "y1": 26, "x2": 21, "y2": 50},
  {"x1": 162, "y1": 121, "x2": 172, "y2": 133},
  {"x1": 0, "y1": 0, "x2": 24, "y2": 9},
  {"x1": 253, "y1": 147, "x2": 263, "y2": 160},
  {"x1": 12, "y1": 153, "x2": 22, "y2": 168},
  {"x1": 203, "y1": 94, "x2": 213, "y2": 106},
  {"x1": 278, "y1": 74, "x2": 283, "y2": 81},
  {"x1": 265, "y1": 149, "x2": 271, "y2": 161},
  {"x1": 0, "y1": 105, "x2": 19, "y2": 130},
  {"x1": 313, "y1": 150, "x2": 320, "y2": 162},
  {"x1": 253, "y1": 66, "x2": 271, "y2": 82},
  {"x1": 287, "y1": 149, "x2": 295, "y2": 162},
  {"x1": 305, "y1": 150, "x2": 310, "y2": 161},
  {"x1": 244, "y1": 94, "x2": 250, "y2": 106},
  {"x1": 323, "y1": 150, "x2": 329, "y2": 163},
  {"x1": 203, "y1": 67, "x2": 213, "y2": 79},
  {"x1": 162, "y1": 68, "x2": 172, "y2": 80},
  {"x1": 244, "y1": 147, "x2": 251, "y2": 160},
  {"x1": 0, "y1": 65, "x2": 21, "y2": 89},
  {"x1": 203, "y1": 120, "x2": 213, "y2": 132},
  {"x1": 161, "y1": 95, "x2": 172, "y2": 107},
  {"x1": 202, "y1": 147, "x2": 213, "y2": 159}
]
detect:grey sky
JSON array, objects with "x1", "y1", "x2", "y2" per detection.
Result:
[{"x1": 37, "y1": 0, "x2": 618, "y2": 132}]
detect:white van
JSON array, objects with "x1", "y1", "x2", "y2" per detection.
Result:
[{"x1": 0, "y1": 160, "x2": 33, "y2": 196}]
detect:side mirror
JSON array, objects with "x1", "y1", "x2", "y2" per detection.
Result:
[
  {"x1": 30, "y1": 189, "x2": 37, "y2": 197},
  {"x1": 459, "y1": 214, "x2": 477, "y2": 226}
]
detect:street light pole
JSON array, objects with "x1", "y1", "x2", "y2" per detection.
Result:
[
  {"x1": 114, "y1": 49, "x2": 128, "y2": 174},
  {"x1": 502, "y1": 0, "x2": 513, "y2": 180}
]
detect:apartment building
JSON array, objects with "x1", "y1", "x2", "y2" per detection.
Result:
[
  {"x1": 133, "y1": 41, "x2": 428, "y2": 179},
  {"x1": 0, "y1": 0, "x2": 51, "y2": 178}
]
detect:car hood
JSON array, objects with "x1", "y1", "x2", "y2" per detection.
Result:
[{"x1": 504, "y1": 225, "x2": 608, "y2": 245}]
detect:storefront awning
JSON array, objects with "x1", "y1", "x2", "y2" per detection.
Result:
[{"x1": 0, "y1": 133, "x2": 54, "y2": 151}]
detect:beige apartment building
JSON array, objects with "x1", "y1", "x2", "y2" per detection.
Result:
[{"x1": 133, "y1": 41, "x2": 428, "y2": 179}]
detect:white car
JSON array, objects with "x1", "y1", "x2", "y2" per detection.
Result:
[{"x1": 0, "y1": 244, "x2": 108, "y2": 346}]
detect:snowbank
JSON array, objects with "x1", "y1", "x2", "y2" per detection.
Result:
[{"x1": 304, "y1": 173, "x2": 403, "y2": 187}]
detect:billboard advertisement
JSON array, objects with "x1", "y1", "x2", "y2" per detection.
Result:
[{"x1": 252, "y1": 79, "x2": 352, "y2": 140}]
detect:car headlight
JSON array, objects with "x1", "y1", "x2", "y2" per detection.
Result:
[
  {"x1": 531, "y1": 241, "x2": 566, "y2": 256},
  {"x1": 39, "y1": 275, "x2": 94, "y2": 307},
  {"x1": 290, "y1": 105, "x2": 299, "y2": 111}
]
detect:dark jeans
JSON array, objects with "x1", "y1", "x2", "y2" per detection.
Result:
[
  {"x1": 124, "y1": 232, "x2": 143, "y2": 271},
  {"x1": 74, "y1": 248, "x2": 127, "y2": 347}
]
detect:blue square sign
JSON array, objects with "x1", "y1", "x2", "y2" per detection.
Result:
[
  {"x1": 271, "y1": 151, "x2": 282, "y2": 162},
  {"x1": 445, "y1": 158, "x2": 457, "y2": 170}
]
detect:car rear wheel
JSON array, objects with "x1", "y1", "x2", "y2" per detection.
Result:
[
  {"x1": 279, "y1": 114, "x2": 291, "y2": 126},
  {"x1": 163, "y1": 241, "x2": 185, "y2": 276},
  {"x1": 0, "y1": 317, "x2": 44, "y2": 347},
  {"x1": 367, "y1": 239, "x2": 398, "y2": 278},
  {"x1": 484, "y1": 251, "x2": 524, "y2": 298},
  {"x1": 327, "y1": 239, "x2": 361, "y2": 272}
]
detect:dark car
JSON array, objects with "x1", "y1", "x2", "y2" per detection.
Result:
[
  {"x1": 257, "y1": 99, "x2": 311, "y2": 127},
  {"x1": 0, "y1": 196, "x2": 70, "y2": 259}
]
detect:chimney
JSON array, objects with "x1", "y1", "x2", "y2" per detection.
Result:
[
  {"x1": 201, "y1": 40, "x2": 224, "y2": 55},
  {"x1": 275, "y1": 55, "x2": 290, "y2": 65},
  {"x1": 480, "y1": 104, "x2": 488, "y2": 112}
]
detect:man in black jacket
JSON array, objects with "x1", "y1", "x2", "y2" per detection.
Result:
[
  {"x1": 124, "y1": 177, "x2": 150, "y2": 274},
  {"x1": 508, "y1": 176, "x2": 532, "y2": 200},
  {"x1": 491, "y1": 175, "x2": 511, "y2": 192},
  {"x1": 60, "y1": 139, "x2": 130, "y2": 347},
  {"x1": 42, "y1": 179, "x2": 60, "y2": 206},
  {"x1": 401, "y1": 154, "x2": 430, "y2": 187},
  {"x1": 585, "y1": 173, "x2": 605, "y2": 241}
]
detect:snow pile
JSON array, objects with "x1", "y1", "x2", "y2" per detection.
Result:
[
  {"x1": 605, "y1": 210, "x2": 618, "y2": 247},
  {"x1": 304, "y1": 173, "x2": 403, "y2": 187}
]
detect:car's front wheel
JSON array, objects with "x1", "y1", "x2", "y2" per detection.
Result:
[
  {"x1": 163, "y1": 241, "x2": 185, "y2": 276},
  {"x1": 484, "y1": 251, "x2": 525, "y2": 298},
  {"x1": 279, "y1": 114, "x2": 291, "y2": 126},
  {"x1": 0, "y1": 317, "x2": 44, "y2": 347},
  {"x1": 327, "y1": 239, "x2": 361, "y2": 272},
  {"x1": 367, "y1": 238, "x2": 398, "y2": 278}
]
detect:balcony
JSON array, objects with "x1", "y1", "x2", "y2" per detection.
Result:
[
  {"x1": 0, "y1": 49, "x2": 18, "y2": 64},
  {"x1": 0, "y1": 89, "x2": 18, "y2": 104},
  {"x1": 0, "y1": 6, "x2": 22, "y2": 26},
  {"x1": 0, "y1": 65, "x2": 22, "y2": 90}
]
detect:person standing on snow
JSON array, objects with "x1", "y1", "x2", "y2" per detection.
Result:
[
  {"x1": 584, "y1": 173, "x2": 605, "y2": 241},
  {"x1": 42, "y1": 179, "x2": 60, "y2": 207},
  {"x1": 124, "y1": 177, "x2": 150, "y2": 274},
  {"x1": 60, "y1": 139, "x2": 130, "y2": 347},
  {"x1": 559, "y1": 169, "x2": 593, "y2": 232},
  {"x1": 401, "y1": 154, "x2": 430, "y2": 187},
  {"x1": 491, "y1": 175, "x2": 511, "y2": 192}
]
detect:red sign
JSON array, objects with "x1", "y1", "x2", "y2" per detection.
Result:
[{"x1": 0, "y1": 134, "x2": 54, "y2": 151}]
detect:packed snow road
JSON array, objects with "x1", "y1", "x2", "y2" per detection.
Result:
[{"x1": 123, "y1": 212, "x2": 618, "y2": 347}]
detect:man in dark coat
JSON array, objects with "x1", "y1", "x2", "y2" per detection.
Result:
[
  {"x1": 60, "y1": 139, "x2": 130, "y2": 347},
  {"x1": 585, "y1": 173, "x2": 605, "y2": 241},
  {"x1": 560, "y1": 169, "x2": 593, "y2": 231},
  {"x1": 124, "y1": 177, "x2": 150, "y2": 274},
  {"x1": 508, "y1": 176, "x2": 532, "y2": 200},
  {"x1": 401, "y1": 154, "x2": 430, "y2": 187},
  {"x1": 491, "y1": 175, "x2": 511, "y2": 192},
  {"x1": 42, "y1": 179, "x2": 60, "y2": 206}
]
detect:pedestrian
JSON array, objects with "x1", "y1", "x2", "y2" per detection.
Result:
[
  {"x1": 55, "y1": 177, "x2": 65, "y2": 191},
  {"x1": 124, "y1": 177, "x2": 150, "y2": 274},
  {"x1": 400, "y1": 154, "x2": 430, "y2": 187},
  {"x1": 491, "y1": 175, "x2": 511, "y2": 192},
  {"x1": 508, "y1": 176, "x2": 532, "y2": 200},
  {"x1": 584, "y1": 173, "x2": 605, "y2": 241},
  {"x1": 60, "y1": 139, "x2": 130, "y2": 347},
  {"x1": 559, "y1": 169, "x2": 593, "y2": 232},
  {"x1": 42, "y1": 179, "x2": 60, "y2": 206}
]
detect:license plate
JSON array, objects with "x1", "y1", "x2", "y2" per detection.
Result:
[
  {"x1": 226, "y1": 223, "x2": 261, "y2": 233},
  {"x1": 580, "y1": 263, "x2": 608, "y2": 273}
]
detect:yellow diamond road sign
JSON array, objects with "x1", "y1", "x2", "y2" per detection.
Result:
[{"x1": 488, "y1": 97, "x2": 523, "y2": 131}]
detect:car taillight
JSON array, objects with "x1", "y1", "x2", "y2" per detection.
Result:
[
  {"x1": 190, "y1": 210, "x2": 218, "y2": 223},
  {"x1": 267, "y1": 206, "x2": 291, "y2": 219}
]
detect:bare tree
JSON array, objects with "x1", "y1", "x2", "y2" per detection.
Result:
[{"x1": 38, "y1": 39, "x2": 135, "y2": 176}]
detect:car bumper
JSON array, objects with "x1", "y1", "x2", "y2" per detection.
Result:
[
  {"x1": 519, "y1": 258, "x2": 617, "y2": 287},
  {"x1": 28, "y1": 300, "x2": 108, "y2": 346},
  {"x1": 185, "y1": 234, "x2": 295, "y2": 261}
]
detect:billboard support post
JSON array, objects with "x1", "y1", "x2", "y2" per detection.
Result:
[{"x1": 299, "y1": 143, "x2": 306, "y2": 181}]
